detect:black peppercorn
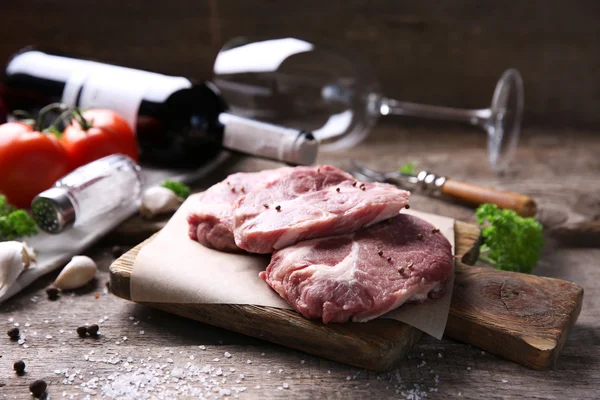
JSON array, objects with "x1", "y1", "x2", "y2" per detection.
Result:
[
  {"x1": 405, "y1": 204, "x2": 410, "y2": 209},
  {"x1": 432, "y1": 228, "x2": 440, "y2": 233},
  {"x1": 111, "y1": 245, "x2": 123, "y2": 258},
  {"x1": 387, "y1": 257, "x2": 392, "y2": 262},
  {"x1": 45, "y1": 287, "x2": 60, "y2": 301},
  {"x1": 29, "y1": 380, "x2": 47, "y2": 398},
  {"x1": 336, "y1": 188, "x2": 340, "y2": 193},
  {"x1": 275, "y1": 205, "x2": 281, "y2": 211},
  {"x1": 263, "y1": 204, "x2": 269, "y2": 209},
  {"x1": 352, "y1": 182, "x2": 357, "y2": 187},
  {"x1": 13, "y1": 360, "x2": 25, "y2": 374},
  {"x1": 7, "y1": 327, "x2": 19, "y2": 340},
  {"x1": 76, "y1": 326, "x2": 88, "y2": 338},
  {"x1": 417, "y1": 233, "x2": 423, "y2": 240},
  {"x1": 378, "y1": 250, "x2": 383, "y2": 257},
  {"x1": 87, "y1": 324, "x2": 99, "y2": 336},
  {"x1": 398, "y1": 267, "x2": 405, "y2": 274}
]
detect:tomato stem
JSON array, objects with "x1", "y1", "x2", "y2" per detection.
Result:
[
  {"x1": 73, "y1": 108, "x2": 93, "y2": 131},
  {"x1": 35, "y1": 103, "x2": 69, "y2": 131},
  {"x1": 12, "y1": 110, "x2": 36, "y2": 126}
]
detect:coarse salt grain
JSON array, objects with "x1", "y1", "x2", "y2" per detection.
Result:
[
  {"x1": 199, "y1": 345, "x2": 206, "y2": 350},
  {"x1": 283, "y1": 383, "x2": 289, "y2": 389},
  {"x1": 502, "y1": 379, "x2": 508, "y2": 383},
  {"x1": 224, "y1": 352, "x2": 232, "y2": 358},
  {"x1": 140, "y1": 330, "x2": 144, "y2": 335},
  {"x1": 247, "y1": 360, "x2": 252, "y2": 364}
]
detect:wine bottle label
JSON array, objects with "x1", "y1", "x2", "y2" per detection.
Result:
[
  {"x1": 61, "y1": 63, "x2": 191, "y2": 130},
  {"x1": 219, "y1": 112, "x2": 318, "y2": 165}
]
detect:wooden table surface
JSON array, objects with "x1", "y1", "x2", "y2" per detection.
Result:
[{"x1": 1, "y1": 123, "x2": 599, "y2": 399}]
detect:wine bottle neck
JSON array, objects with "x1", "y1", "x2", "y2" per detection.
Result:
[{"x1": 219, "y1": 112, "x2": 318, "y2": 165}]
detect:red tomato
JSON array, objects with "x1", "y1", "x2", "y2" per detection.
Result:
[
  {"x1": 61, "y1": 109, "x2": 139, "y2": 170},
  {"x1": 0, "y1": 122, "x2": 70, "y2": 208}
]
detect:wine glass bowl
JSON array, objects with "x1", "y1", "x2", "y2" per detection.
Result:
[
  {"x1": 486, "y1": 69, "x2": 524, "y2": 173},
  {"x1": 212, "y1": 36, "x2": 524, "y2": 172}
]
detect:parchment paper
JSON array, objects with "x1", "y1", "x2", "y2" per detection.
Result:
[{"x1": 131, "y1": 193, "x2": 456, "y2": 340}]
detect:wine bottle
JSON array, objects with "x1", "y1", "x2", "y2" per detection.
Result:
[{"x1": 1, "y1": 48, "x2": 318, "y2": 167}]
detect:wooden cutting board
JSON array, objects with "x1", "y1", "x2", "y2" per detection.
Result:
[{"x1": 109, "y1": 220, "x2": 583, "y2": 372}]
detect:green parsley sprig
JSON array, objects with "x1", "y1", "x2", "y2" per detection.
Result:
[
  {"x1": 161, "y1": 180, "x2": 191, "y2": 199},
  {"x1": 0, "y1": 195, "x2": 38, "y2": 242},
  {"x1": 475, "y1": 203, "x2": 544, "y2": 273}
]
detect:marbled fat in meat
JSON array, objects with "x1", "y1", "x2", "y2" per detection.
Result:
[{"x1": 260, "y1": 214, "x2": 453, "y2": 323}]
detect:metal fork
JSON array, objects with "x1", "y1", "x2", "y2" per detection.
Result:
[{"x1": 345, "y1": 160, "x2": 537, "y2": 217}]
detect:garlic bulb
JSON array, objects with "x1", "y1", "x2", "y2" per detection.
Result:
[
  {"x1": 53, "y1": 255, "x2": 97, "y2": 290},
  {"x1": 139, "y1": 186, "x2": 183, "y2": 219},
  {"x1": 0, "y1": 242, "x2": 36, "y2": 297}
]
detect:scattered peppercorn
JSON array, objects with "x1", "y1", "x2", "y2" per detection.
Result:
[
  {"x1": 87, "y1": 324, "x2": 100, "y2": 337},
  {"x1": 29, "y1": 380, "x2": 47, "y2": 398},
  {"x1": 432, "y1": 228, "x2": 440, "y2": 233},
  {"x1": 336, "y1": 188, "x2": 340, "y2": 193},
  {"x1": 275, "y1": 205, "x2": 281, "y2": 212},
  {"x1": 231, "y1": 188, "x2": 236, "y2": 193},
  {"x1": 398, "y1": 267, "x2": 405, "y2": 274},
  {"x1": 226, "y1": 181, "x2": 230, "y2": 185},
  {"x1": 13, "y1": 360, "x2": 25, "y2": 374},
  {"x1": 405, "y1": 204, "x2": 410, "y2": 209},
  {"x1": 407, "y1": 262, "x2": 414, "y2": 269},
  {"x1": 263, "y1": 204, "x2": 269, "y2": 209},
  {"x1": 352, "y1": 182, "x2": 357, "y2": 187},
  {"x1": 417, "y1": 233, "x2": 423, "y2": 240},
  {"x1": 241, "y1": 187, "x2": 245, "y2": 193},
  {"x1": 378, "y1": 250, "x2": 383, "y2": 256},
  {"x1": 110, "y1": 245, "x2": 123, "y2": 259},
  {"x1": 76, "y1": 326, "x2": 88, "y2": 338},
  {"x1": 387, "y1": 257, "x2": 392, "y2": 262},
  {"x1": 45, "y1": 287, "x2": 60, "y2": 301},
  {"x1": 360, "y1": 184, "x2": 366, "y2": 191},
  {"x1": 7, "y1": 327, "x2": 19, "y2": 340}
]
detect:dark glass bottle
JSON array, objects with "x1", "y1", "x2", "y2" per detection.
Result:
[{"x1": 1, "y1": 48, "x2": 317, "y2": 167}]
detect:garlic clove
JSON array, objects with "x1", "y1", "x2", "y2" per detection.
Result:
[
  {"x1": 53, "y1": 255, "x2": 97, "y2": 290},
  {"x1": 0, "y1": 241, "x2": 36, "y2": 297},
  {"x1": 139, "y1": 186, "x2": 183, "y2": 219}
]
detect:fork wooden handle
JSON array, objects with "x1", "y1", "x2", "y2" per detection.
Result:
[{"x1": 441, "y1": 179, "x2": 537, "y2": 217}]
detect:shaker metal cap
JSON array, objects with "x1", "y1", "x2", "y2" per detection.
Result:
[{"x1": 31, "y1": 187, "x2": 76, "y2": 234}]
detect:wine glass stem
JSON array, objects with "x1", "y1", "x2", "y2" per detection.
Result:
[{"x1": 379, "y1": 97, "x2": 492, "y2": 127}]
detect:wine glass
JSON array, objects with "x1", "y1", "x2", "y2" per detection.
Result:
[{"x1": 212, "y1": 37, "x2": 524, "y2": 173}]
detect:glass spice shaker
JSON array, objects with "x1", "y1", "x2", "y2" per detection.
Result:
[{"x1": 31, "y1": 154, "x2": 143, "y2": 233}]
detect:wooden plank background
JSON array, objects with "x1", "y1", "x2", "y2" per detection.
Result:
[{"x1": 1, "y1": 1, "x2": 599, "y2": 127}]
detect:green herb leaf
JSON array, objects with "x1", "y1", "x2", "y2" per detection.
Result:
[
  {"x1": 0, "y1": 194, "x2": 38, "y2": 242},
  {"x1": 475, "y1": 203, "x2": 544, "y2": 273},
  {"x1": 398, "y1": 162, "x2": 416, "y2": 175},
  {"x1": 162, "y1": 180, "x2": 191, "y2": 199}
]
